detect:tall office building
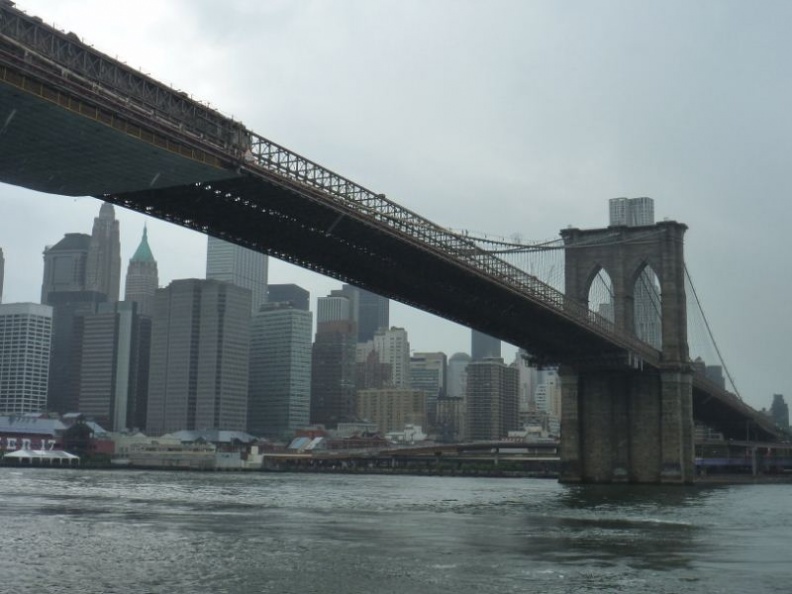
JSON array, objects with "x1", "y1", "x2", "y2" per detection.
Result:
[
  {"x1": 609, "y1": 197, "x2": 654, "y2": 227},
  {"x1": 410, "y1": 352, "x2": 446, "y2": 395},
  {"x1": 41, "y1": 233, "x2": 91, "y2": 304},
  {"x1": 447, "y1": 352, "x2": 471, "y2": 398},
  {"x1": 0, "y1": 303, "x2": 52, "y2": 414},
  {"x1": 318, "y1": 292, "x2": 354, "y2": 324},
  {"x1": 46, "y1": 290, "x2": 106, "y2": 414},
  {"x1": 341, "y1": 284, "x2": 389, "y2": 342},
  {"x1": 42, "y1": 231, "x2": 105, "y2": 414},
  {"x1": 206, "y1": 237, "x2": 268, "y2": 313},
  {"x1": 147, "y1": 279, "x2": 251, "y2": 435},
  {"x1": 124, "y1": 226, "x2": 159, "y2": 317},
  {"x1": 248, "y1": 302, "x2": 312, "y2": 438},
  {"x1": 512, "y1": 350, "x2": 538, "y2": 414},
  {"x1": 770, "y1": 394, "x2": 790, "y2": 430},
  {"x1": 471, "y1": 329, "x2": 501, "y2": 361},
  {"x1": 267, "y1": 284, "x2": 309, "y2": 312},
  {"x1": 466, "y1": 357, "x2": 519, "y2": 441},
  {"x1": 372, "y1": 327, "x2": 411, "y2": 388},
  {"x1": 311, "y1": 292, "x2": 357, "y2": 428},
  {"x1": 78, "y1": 301, "x2": 150, "y2": 431},
  {"x1": 0, "y1": 247, "x2": 4, "y2": 303},
  {"x1": 85, "y1": 203, "x2": 121, "y2": 303},
  {"x1": 532, "y1": 367, "x2": 562, "y2": 436},
  {"x1": 410, "y1": 352, "x2": 446, "y2": 427}
]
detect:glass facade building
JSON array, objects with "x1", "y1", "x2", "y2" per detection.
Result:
[
  {"x1": 248, "y1": 303, "x2": 312, "y2": 438},
  {"x1": 0, "y1": 303, "x2": 52, "y2": 414}
]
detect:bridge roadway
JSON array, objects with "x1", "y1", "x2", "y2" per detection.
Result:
[{"x1": 0, "y1": 2, "x2": 783, "y2": 443}]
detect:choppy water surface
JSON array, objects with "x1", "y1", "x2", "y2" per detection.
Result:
[{"x1": 1, "y1": 469, "x2": 790, "y2": 593}]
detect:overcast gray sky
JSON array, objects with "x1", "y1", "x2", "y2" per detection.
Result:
[{"x1": 2, "y1": 1, "x2": 790, "y2": 411}]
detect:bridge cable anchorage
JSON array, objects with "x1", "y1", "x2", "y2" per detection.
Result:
[{"x1": 685, "y1": 264, "x2": 742, "y2": 400}]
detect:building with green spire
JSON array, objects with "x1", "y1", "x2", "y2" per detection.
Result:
[{"x1": 124, "y1": 225, "x2": 158, "y2": 317}]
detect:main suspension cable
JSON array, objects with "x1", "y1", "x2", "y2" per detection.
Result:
[{"x1": 685, "y1": 264, "x2": 741, "y2": 400}]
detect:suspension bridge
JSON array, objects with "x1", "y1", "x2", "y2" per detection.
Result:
[{"x1": 0, "y1": 2, "x2": 786, "y2": 483}]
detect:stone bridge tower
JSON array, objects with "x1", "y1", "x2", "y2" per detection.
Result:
[{"x1": 558, "y1": 220, "x2": 694, "y2": 484}]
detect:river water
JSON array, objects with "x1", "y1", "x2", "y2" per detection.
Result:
[{"x1": 1, "y1": 469, "x2": 790, "y2": 594}]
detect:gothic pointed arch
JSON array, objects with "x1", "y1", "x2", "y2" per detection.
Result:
[
  {"x1": 584, "y1": 265, "x2": 615, "y2": 323},
  {"x1": 632, "y1": 261, "x2": 662, "y2": 349}
]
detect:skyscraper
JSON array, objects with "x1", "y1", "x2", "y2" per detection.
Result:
[
  {"x1": 248, "y1": 302, "x2": 312, "y2": 438},
  {"x1": 770, "y1": 394, "x2": 789, "y2": 430},
  {"x1": 78, "y1": 301, "x2": 150, "y2": 431},
  {"x1": 41, "y1": 208, "x2": 122, "y2": 415},
  {"x1": 0, "y1": 303, "x2": 52, "y2": 414},
  {"x1": 466, "y1": 357, "x2": 519, "y2": 441},
  {"x1": 311, "y1": 292, "x2": 357, "y2": 428},
  {"x1": 410, "y1": 352, "x2": 447, "y2": 397},
  {"x1": 317, "y1": 292, "x2": 353, "y2": 324},
  {"x1": 341, "y1": 284, "x2": 389, "y2": 342},
  {"x1": 609, "y1": 197, "x2": 654, "y2": 227},
  {"x1": 410, "y1": 351, "x2": 446, "y2": 427},
  {"x1": 147, "y1": 279, "x2": 251, "y2": 435},
  {"x1": 471, "y1": 329, "x2": 501, "y2": 361},
  {"x1": 267, "y1": 284, "x2": 310, "y2": 311},
  {"x1": 447, "y1": 352, "x2": 471, "y2": 399},
  {"x1": 512, "y1": 350, "x2": 538, "y2": 415},
  {"x1": 46, "y1": 290, "x2": 106, "y2": 414},
  {"x1": 532, "y1": 367, "x2": 562, "y2": 436},
  {"x1": 206, "y1": 237, "x2": 268, "y2": 313},
  {"x1": 86, "y1": 203, "x2": 121, "y2": 302},
  {"x1": 41, "y1": 233, "x2": 91, "y2": 304},
  {"x1": 373, "y1": 327, "x2": 411, "y2": 388},
  {"x1": 124, "y1": 226, "x2": 159, "y2": 317}
]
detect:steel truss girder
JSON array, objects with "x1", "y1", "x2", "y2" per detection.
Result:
[{"x1": 106, "y1": 176, "x2": 635, "y2": 365}]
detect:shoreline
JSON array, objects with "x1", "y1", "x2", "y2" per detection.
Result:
[{"x1": 7, "y1": 461, "x2": 791, "y2": 484}]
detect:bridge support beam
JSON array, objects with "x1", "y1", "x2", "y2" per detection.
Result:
[{"x1": 560, "y1": 366, "x2": 694, "y2": 484}]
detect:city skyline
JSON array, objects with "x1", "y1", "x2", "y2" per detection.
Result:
[
  {"x1": 2, "y1": 1, "x2": 791, "y2": 411},
  {"x1": 1, "y1": 200, "x2": 521, "y2": 370}
]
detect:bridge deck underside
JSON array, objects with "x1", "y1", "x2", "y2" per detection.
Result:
[
  {"x1": 0, "y1": 80, "x2": 235, "y2": 196},
  {"x1": 692, "y1": 386, "x2": 779, "y2": 440},
  {"x1": 109, "y1": 176, "x2": 628, "y2": 364}
]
